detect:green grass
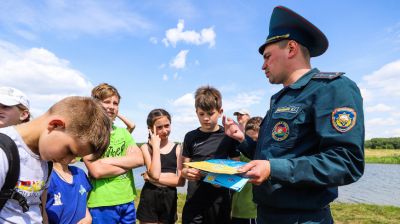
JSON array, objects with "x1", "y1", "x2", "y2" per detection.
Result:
[
  {"x1": 331, "y1": 203, "x2": 400, "y2": 224},
  {"x1": 134, "y1": 191, "x2": 400, "y2": 224},
  {"x1": 365, "y1": 156, "x2": 400, "y2": 164},
  {"x1": 365, "y1": 149, "x2": 400, "y2": 164}
]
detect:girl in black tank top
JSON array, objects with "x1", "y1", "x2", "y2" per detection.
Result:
[{"x1": 137, "y1": 109, "x2": 185, "y2": 224}]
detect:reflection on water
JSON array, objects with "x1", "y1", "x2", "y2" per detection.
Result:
[{"x1": 74, "y1": 163, "x2": 400, "y2": 207}]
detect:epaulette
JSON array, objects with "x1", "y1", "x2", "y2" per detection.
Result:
[{"x1": 312, "y1": 72, "x2": 345, "y2": 79}]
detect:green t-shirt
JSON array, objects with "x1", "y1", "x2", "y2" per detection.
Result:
[
  {"x1": 88, "y1": 126, "x2": 137, "y2": 208},
  {"x1": 231, "y1": 154, "x2": 257, "y2": 219}
]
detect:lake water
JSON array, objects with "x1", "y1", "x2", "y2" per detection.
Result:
[
  {"x1": 335, "y1": 164, "x2": 400, "y2": 207},
  {"x1": 74, "y1": 163, "x2": 400, "y2": 207}
]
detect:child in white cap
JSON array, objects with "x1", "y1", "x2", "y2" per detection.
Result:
[{"x1": 0, "y1": 87, "x2": 30, "y2": 128}]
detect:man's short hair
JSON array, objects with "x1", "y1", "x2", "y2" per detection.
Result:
[
  {"x1": 47, "y1": 96, "x2": 111, "y2": 160},
  {"x1": 91, "y1": 83, "x2": 121, "y2": 101},
  {"x1": 277, "y1": 40, "x2": 310, "y2": 60},
  {"x1": 195, "y1": 85, "x2": 222, "y2": 111},
  {"x1": 245, "y1": 116, "x2": 263, "y2": 132}
]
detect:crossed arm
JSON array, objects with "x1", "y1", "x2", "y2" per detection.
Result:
[{"x1": 84, "y1": 145, "x2": 144, "y2": 179}]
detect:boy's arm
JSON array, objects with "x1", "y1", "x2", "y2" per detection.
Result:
[
  {"x1": 83, "y1": 157, "x2": 127, "y2": 179},
  {"x1": 181, "y1": 156, "x2": 202, "y2": 181},
  {"x1": 41, "y1": 189, "x2": 49, "y2": 224},
  {"x1": 100, "y1": 145, "x2": 144, "y2": 169},
  {"x1": 0, "y1": 148, "x2": 9, "y2": 188},
  {"x1": 117, "y1": 113, "x2": 136, "y2": 133},
  {"x1": 77, "y1": 208, "x2": 92, "y2": 224}
]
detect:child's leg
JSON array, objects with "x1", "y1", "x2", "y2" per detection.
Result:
[{"x1": 158, "y1": 187, "x2": 178, "y2": 224}]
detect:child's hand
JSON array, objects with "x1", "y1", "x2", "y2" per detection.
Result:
[
  {"x1": 148, "y1": 126, "x2": 161, "y2": 150},
  {"x1": 222, "y1": 115, "x2": 245, "y2": 142},
  {"x1": 182, "y1": 167, "x2": 202, "y2": 181}
]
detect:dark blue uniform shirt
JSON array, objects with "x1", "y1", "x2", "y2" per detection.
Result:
[{"x1": 239, "y1": 68, "x2": 364, "y2": 210}]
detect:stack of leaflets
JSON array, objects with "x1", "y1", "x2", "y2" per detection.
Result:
[{"x1": 184, "y1": 159, "x2": 249, "y2": 192}]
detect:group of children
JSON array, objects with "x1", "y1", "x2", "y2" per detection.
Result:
[{"x1": 0, "y1": 84, "x2": 262, "y2": 224}]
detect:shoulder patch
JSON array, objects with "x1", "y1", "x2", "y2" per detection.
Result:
[
  {"x1": 331, "y1": 107, "x2": 357, "y2": 133},
  {"x1": 313, "y1": 72, "x2": 345, "y2": 79}
]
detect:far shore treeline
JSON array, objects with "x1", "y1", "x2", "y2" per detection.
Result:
[{"x1": 365, "y1": 137, "x2": 400, "y2": 149}]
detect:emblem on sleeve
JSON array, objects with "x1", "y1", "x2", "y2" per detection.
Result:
[
  {"x1": 272, "y1": 121, "x2": 289, "y2": 141},
  {"x1": 331, "y1": 107, "x2": 357, "y2": 133}
]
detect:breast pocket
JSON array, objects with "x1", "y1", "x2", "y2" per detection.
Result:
[{"x1": 270, "y1": 108, "x2": 304, "y2": 148}]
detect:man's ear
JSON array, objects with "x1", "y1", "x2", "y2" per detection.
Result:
[
  {"x1": 287, "y1": 40, "x2": 299, "y2": 58},
  {"x1": 48, "y1": 119, "x2": 66, "y2": 131}
]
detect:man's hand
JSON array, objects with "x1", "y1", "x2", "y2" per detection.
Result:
[
  {"x1": 182, "y1": 167, "x2": 202, "y2": 181},
  {"x1": 238, "y1": 160, "x2": 271, "y2": 185},
  {"x1": 222, "y1": 115, "x2": 245, "y2": 142}
]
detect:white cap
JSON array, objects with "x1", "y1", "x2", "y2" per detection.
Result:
[
  {"x1": 233, "y1": 108, "x2": 250, "y2": 116},
  {"x1": 0, "y1": 87, "x2": 30, "y2": 109}
]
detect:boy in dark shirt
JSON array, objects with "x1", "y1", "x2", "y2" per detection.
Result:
[{"x1": 181, "y1": 85, "x2": 240, "y2": 224}]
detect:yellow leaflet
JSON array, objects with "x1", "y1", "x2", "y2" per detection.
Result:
[{"x1": 184, "y1": 161, "x2": 239, "y2": 174}]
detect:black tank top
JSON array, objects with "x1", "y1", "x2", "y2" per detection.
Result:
[{"x1": 160, "y1": 143, "x2": 178, "y2": 173}]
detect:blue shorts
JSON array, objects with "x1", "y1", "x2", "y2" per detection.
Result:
[{"x1": 90, "y1": 201, "x2": 136, "y2": 224}]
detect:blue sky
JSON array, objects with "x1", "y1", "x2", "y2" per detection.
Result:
[{"x1": 0, "y1": 0, "x2": 399, "y2": 142}]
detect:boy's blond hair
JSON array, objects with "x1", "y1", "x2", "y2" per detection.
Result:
[
  {"x1": 91, "y1": 83, "x2": 121, "y2": 101},
  {"x1": 47, "y1": 96, "x2": 111, "y2": 159},
  {"x1": 195, "y1": 85, "x2": 222, "y2": 111},
  {"x1": 245, "y1": 116, "x2": 263, "y2": 133}
]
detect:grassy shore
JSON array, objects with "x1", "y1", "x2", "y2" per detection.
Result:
[
  {"x1": 365, "y1": 149, "x2": 400, "y2": 164},
  {"x1": 134, "y1": 191, "x2": 400, "y2": 224}
]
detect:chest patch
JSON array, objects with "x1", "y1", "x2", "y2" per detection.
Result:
[
  {"x1": 274, "y1": 106, "x2": 300, "y2": 114},
  {"x1": 331, "y1": 107, "x2": 357, "y2": 132},
  {"x1": 272, "y1": 121, "x2": 289, "y2": 141}
]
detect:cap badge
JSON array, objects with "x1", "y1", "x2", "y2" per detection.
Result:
[{"x1": 266, "y1": 34, "x2": 290, "y2": 43}]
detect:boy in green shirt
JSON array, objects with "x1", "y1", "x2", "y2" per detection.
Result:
[{"x1": 84, "y1": 83, "x2": 144, "y2": 224}]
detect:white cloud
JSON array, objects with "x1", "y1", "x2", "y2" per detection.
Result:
[
  {"x1": 365, "y1": 103, "x2": 393, "y2": 113},
  {"x1": 0, "y1": 39, "x2": 93, "y2": 116},
  {"x1": 223, "y1": 90, "x2": 265, "y2": 112},
  {"x1": 0, "y1": 1, "x2": 152, "y2": 39},
  {"x1": 159, "y1": 92, "x2": 197, "y2": 141},
  {"x1": 365, "y1": 117, "x2": 400, "y2": 139},
  {"x1": 362, "y1": 60, "x2": 400, "y2": 97},
  {"x1": 172, "y1": 93, "x2": 194, "y2": 107},
  {"x1": 149, "y1": 37, "x2": 158, "y2": 44},
  {"x1": 162, "y1": 74, "x2": 168, "y2": 81},
  {"x1": 170, "y1": 50, "x2": 189, "y2": 69},
  {"x1": 366, "y1": 117, "x2": 399, "y2": 126},
  {"x1": 173, "y1": 73, "x2": 179, "y2": 80},
  {"x1": 162, "y1": 19, "x2": 216, "y2": 47},
  {"x1": 167, "y1": 89, "x2": 265, "y2": 141},
  {"x1": 360, "y1": 59, "x2": 400, "y2": 138}
]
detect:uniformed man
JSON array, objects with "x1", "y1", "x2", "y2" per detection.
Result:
[{"x1": 223, "y1": 5, "x2": 364, "y2": 224}]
